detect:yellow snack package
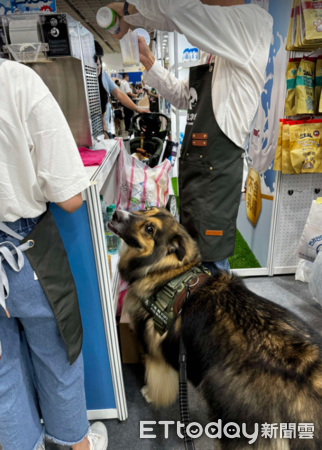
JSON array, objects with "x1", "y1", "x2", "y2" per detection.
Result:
[
  {"x1": 290, "y1": 121, "x2": 322, "y2": 174},
  {"x1": 295, "y1": 57, "x2": 315, "y2": 114},
  {"x1": 273, "y1": 120, "x2": 284, "y2": 172},
  {"x1": 285, "y1": 58, "x2": 301, "y2": 116},
  {"x1": 301, "y1": 0, "x2": 322, "y2": 43},
  {"x1": 315, "y1": 56, "x2": 322, "y2": 113},
  {"x1": 286, "y1": 0, "x2": 296, "y2": 51},
  {"x1": 282, "y1": 122, "x2": 297, "y2": 174}
]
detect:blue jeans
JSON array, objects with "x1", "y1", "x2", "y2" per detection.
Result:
[
  {"x1": 0, "y1": 218, "x2": 89, "y2": 450},
  {"x1": 203, "y1": 258, "x2": 231, "y2": 276}
]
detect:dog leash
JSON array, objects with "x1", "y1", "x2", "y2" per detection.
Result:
[{"x1": 179, "y1": 283, "x2": 196, "y2": 450}]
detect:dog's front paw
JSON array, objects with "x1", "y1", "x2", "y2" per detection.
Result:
[{"x1": 141, "y1": 385, "x2": 152, "y2": 403}]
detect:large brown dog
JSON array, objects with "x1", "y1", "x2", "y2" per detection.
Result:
[{"x1": 109, "y1": 207, "x2": 322, "y2": 450}]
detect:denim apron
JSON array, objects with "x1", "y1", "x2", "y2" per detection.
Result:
[{"x1": 179, "y1": 59, "x2": 244, "y2": 262}]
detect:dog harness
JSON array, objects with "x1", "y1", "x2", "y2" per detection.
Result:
[{"x1": 142, "y1": 266, "x2": 210, "y2": 335}]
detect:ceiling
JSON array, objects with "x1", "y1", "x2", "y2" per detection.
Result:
[{"x1": 56, "y1": 0, "x2": 121, "y2": 54}]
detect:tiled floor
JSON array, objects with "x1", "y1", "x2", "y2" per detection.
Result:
[{"x1": 2, "y1": 275, "x2": 322, "y2": 450}]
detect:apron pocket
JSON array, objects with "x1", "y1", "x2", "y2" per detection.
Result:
[{"x1": 179, "y1": 159, "x2": 212, "y2": 216}]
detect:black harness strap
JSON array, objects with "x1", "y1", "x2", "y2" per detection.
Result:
[{"x1": 179, "y1": 283, "x2": 195, "y2": 450}]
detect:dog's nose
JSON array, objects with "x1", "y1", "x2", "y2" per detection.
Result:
[{"x1": 113, "y1": 210, "x2": 122, "y2": 222}]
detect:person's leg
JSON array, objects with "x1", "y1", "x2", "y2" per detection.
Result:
[
  {"x1": 0, "y1": 316, "x2": 44, "y2": 450},
  {"x1": 17, "y1": 261, "x2": 90, "y2": 448},
  {"x1": 0, "y1": 218, "x2": 104, "y2": 450},
  {"x1": 203, "y1": 258, "x2": 231, "y2": 277}
]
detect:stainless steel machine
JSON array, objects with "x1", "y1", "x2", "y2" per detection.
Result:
[{"x1": 0, "y1": 13, "x2": 104, "y2": 147}]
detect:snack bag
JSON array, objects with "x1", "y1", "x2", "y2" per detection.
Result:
[
  {"x1": 289, "y1": 121, "x2": 322, "y2": 174},
  {"x1": 295, "y1": 58, "x2": 315, "y2": 114},
  {"x1": 285, "y1": 58, "x2": 301, "y2": 116},
  {"x1": 273, "y1": 120, "x2": 284, "y2": 171},
  {"x1": 282, "y1": 122, "x2": 297, "y2": 174},
  {"x1": 286, "y1": 0, "x2": 296, "y2": 51},
  {"x1": 316, "y1": 56, "x2": 322, "y2": 113},
  {"x1": 301, "y1": 0, "x2": 322, "y2": 43}
]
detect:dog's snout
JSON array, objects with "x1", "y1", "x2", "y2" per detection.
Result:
[{"x1": 112, "y1": 210, "x2": 121, "y2": 222}]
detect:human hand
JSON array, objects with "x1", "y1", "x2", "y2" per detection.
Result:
[
  {"x1": 136, "y1": 108, "x2": 150, "y2": 114},
  {"x1": 138, "y1": 36, "x2": 155, "y2": 71},
  {"x1": 109, "y1": 2, "x2": 139, "y2": 39},
  {"x1": 108, "y1": 2, "x2": 130, "y2": 39}
]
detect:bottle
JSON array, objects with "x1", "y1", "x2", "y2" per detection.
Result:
[
  {"x1": 183, "y1": 48, "x2": 189, "y2": 62},
  {"x1": 96, "y1": 7, "x2": 121, "y2": 35},
  {"x1": 100, "y1": 195, "x2": 107, "y2": 217},
  {"x1": 104, "y1": 205, "x2": 119, "y2": 255}
]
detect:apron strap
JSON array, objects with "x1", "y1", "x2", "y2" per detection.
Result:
[
  {"x1": 0, "y1": 241, "x2": 32, "y2": 318},
  {"x1": 0, "y1": 222, "x2": 23, "y2": 241},
  {"x1": 0, "y1": 221, "x2": 33, "y2": 317}
]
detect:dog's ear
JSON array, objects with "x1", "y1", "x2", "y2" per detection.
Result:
[{"x1": 168, "y1": 235, "x2": 186, "y2": 262}]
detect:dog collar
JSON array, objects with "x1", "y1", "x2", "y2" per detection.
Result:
[{"x1": 142, "y1": 266, "x2": 210, "y2": 335}]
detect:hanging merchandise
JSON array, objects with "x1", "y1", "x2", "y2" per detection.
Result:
[
  {"x1": 286, "y1": 0, "x2": 295, "y2": 51},
  {"x1": 301, "y1": 0, "x2": 322, "y2": 43},
  {"x1": 289, "y1": 120, "x2": 322, "y2": 174},
  {"x1": 274, "y1": 119, "x2": 322, "y2": 174},
  {"x1": 316, "y1": 56, "x2": 322, "y2": 113},
  {"x1": 273, "y1": 120, "x2": 284, "y2": 171},
  {"x1": 246, "y1": 168, "x2": 262, "y2": 227},
  {"x1": 282, "y1": 121, "x2": 297, "y2": 174},
  {"x1": 285, "y1": 58, "x2": 302, "y2": 116},
  {"x1": 298, "y1": 199, "x2": 322, "y2": 262},
  {"x1": 295, "y1": 57, "x2": 315, "y2": 115},
  {"x1": 286, "y1": 0, "x2": 322, "y2": 51}
]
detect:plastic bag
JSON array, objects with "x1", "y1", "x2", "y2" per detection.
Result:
[
  {"x1": 273, "y1": 120, "x2": 284, "y2": 171},
  {"x1": 285, "y1": 58, "x2": 301, "y2": 116},
  {"x1": 301, "y1": 0, "x2": 322, "y2": 43},
  {"x1": 295, "y1": 259, "x2": 313, "y2": 283},
  {"x1": 289, "y1": 121, "x2": 322, "y2": 174},
  {"x1": 316, "y1": 56, "x2": 322, "y2": 113},
  {"x1": 116, "y1": 145, "x2": 171, "y2": 212},
  {"x1": 282, "y1": 122, "x2": 297, "y2": 174},
  {"x1": 298, "y1": 200, "x2": 322, "y2": 262},
  {"x1": 295, "y1": 57, "x2": 315, "y2": 115},
  {"x1": 309, "y1": 251, "x2": 322, "y2": 306}
]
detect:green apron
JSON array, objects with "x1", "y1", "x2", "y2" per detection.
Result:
[
  {"x1": 179, "y1": 62, "x2": 244, "y2": 262},
  {"x1": 21, "y1": 211, "x2": 83, "y2": 365}
]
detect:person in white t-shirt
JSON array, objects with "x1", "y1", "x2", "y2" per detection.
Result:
[
  {"x1": 110, "y1": 0, "x2": 272, "y2": 275},
  {"x1": 120, "y1": 72, "x2": 138, "y2": 131},
  {"x1": 0, "y1": 59, "x2": 108, "y2": 450}
]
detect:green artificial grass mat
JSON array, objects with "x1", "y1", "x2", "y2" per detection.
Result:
[{"x1": 229, "y1": 229, "x2": 261, "y2": 270}]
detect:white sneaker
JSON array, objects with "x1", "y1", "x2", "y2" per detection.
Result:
[{"x1": 88, "y1": 422, "x2": 108, "y2": 450}]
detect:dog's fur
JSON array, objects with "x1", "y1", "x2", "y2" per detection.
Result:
[{"x1": 110, "y1": 207, "x2": 322, "y2": 450}]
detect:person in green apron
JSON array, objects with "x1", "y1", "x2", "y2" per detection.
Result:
[
  {"x1": 0, "y1": 59, "x2": 108, "y2": 450},
  {"x1": 110, "y1": 0, "x2": 273, "y2": 274}
]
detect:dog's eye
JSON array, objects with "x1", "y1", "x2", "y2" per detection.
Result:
[{"x1": 145, "y1": 225, "x2": 154, "y2": 235}]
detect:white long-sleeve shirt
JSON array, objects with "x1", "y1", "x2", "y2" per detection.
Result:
[{"x1": 125, "y1": 1, "x2": 273, "y2": 150}]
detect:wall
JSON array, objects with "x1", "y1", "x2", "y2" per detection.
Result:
[{"x1": 237, "y1": 0, "x2": 293, "y2": 267}]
